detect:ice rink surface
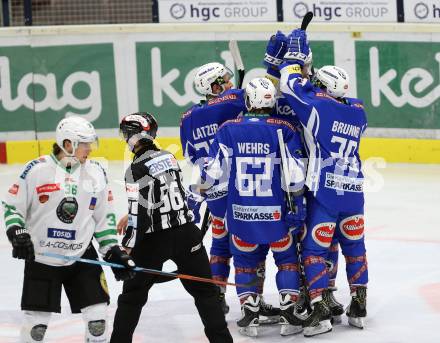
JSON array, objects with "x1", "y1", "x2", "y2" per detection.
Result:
[{"x1": 0, "y1": 160, "x2": 439, "y2": 342}]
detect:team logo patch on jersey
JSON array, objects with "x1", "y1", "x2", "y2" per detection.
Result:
[
  {"x1": 8, "y1": 184, "x2": 19, "y2": 195},
  {"x1": 89, "y1": 197, "x2": 97, "y2": 210},
  {"x1": 56, "y1": 197, "x2": 79, "y2": 224},
  {"x1": 39, "y1": 194, "x2": 49, "y2": 203},
  {"x1": 340, "y1": 215, "x2": 364, "y2": 240},
  {"x1": 232, "y1": 235, "x2": 258, "y2": 252},
  {"x1": 270, "y1": 232, "x2": 293, "y2": 252},
  {"x1": 212, "y1": 217, "x2": 227, "y2": 239},
  {"x1": 232, "y1": 204, "x2": 281, "y2": 222},
  {"x1": 311, "y1": 222, "x2": 336, "y2": 248},
  {"x1": 145, "y1": 154, "x2": 178, "y2": 177},
  {"x1": 47, "y1": 228, "x2": 76, "y2": 240},
  {"x1": 36, "y1": 183, "x2": 61, "y2": 194}
]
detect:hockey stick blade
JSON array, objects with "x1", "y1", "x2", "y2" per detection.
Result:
[
  {"x1": 40, "y1": 252, "x2": 257, "y2": 288},
  {"x1": 300, "y1": 11, "x2": 314, "y2": 31}
]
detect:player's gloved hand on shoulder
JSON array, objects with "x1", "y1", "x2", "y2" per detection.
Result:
[
  {"x1": 285, "y1": 197, "x2": 307, "y2": 231},
  {"x1": 6, "y1": 225, "x2": 35, "y2": 261},
  {"x1": 264, "y1": 31, "x2": 288, "y2": 68},
  {"x1": 283, "y1": 29, "x2": 310, "y2": 66},
  {"x1": 104, "y1": 245, "x2": 136, "y2": 281}
]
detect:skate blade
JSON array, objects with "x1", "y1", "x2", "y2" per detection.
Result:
[
  {"x1": 259, "y1": 315, "x2": 280, "y2": 325},
  {"x1": 331, "y1": 315, "x2": 342, "y2": 325},
  {"x1": 303, "y1": 319, "x2": 332, "y2": 337},
  {"x1": 280, "y1": 324, "x2": 303, "y2": 336},
  {"x1": 348, "y1": 316, "x2": 364, "y2": 329},
  {"x1": 238, "y1": 326, "x2": 258, "y2": 337}
]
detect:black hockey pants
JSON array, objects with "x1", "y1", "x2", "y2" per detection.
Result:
[{"x1": 110, "y1": 222, "x2": 233, "y2": 343}]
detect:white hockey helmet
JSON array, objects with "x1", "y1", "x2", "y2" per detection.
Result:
[
  {"x1": 314, "y1": 65, "x2": 349, "y2": 98},
  {"x1": 56, "y1": 116, "x2": 98, "y2": 156},
  {"x1": 194, "y1": 62, "x2": 233, "y2": 96},
  {"x1": 245, "y1": 77, "x2": 277, "y2": 111}
]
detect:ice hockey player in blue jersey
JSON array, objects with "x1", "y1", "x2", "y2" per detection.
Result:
[
  {"x1": 264, "y1": 29, "x2": 346, "y2": 323},
  {"x1": 278, "y1": 29, "x2": 369, "y2": 336},
  {"x1": 202, "y1": 77, "x2": 307, "y2": 337},
  {"x1": 181, "y1": 63, "x2": 280, "y2": 320},
  {"x1": 181, "y1": 62, "x2": 241, "y2": 315}
]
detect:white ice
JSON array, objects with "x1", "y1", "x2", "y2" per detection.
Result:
[{"x1": 0, "y1": 161, "x2": 439, "y2": 343}]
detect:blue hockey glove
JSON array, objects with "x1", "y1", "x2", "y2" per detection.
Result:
[
  {"x1": 284, "y1": 29, "x2": 310, "y2": 66},
  {"x1": 187, "y1": 193, "x2": 203, "y2": 224},
  {"x1": 263, "y1": 31, "x2": 288, "y2": 68},
  {"x1": 285, "y1": 197, "x2": 307, "y2": 231}
]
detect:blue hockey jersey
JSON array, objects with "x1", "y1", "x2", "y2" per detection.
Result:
[
  {"x1": 280, "y1": 65, "x2": 367, "y2": 213},
  {"x1": 203, "y1": 114, "x2": 305, "y2": 244},
  {"x1": 180, "y1": 88, "x2": 301, "y2": 166},
  {"x1": 180, "y1": 89, "x2": 246, "y2": 165}
]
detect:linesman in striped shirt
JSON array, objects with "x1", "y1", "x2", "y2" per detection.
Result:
[{"x1": 110, "y1": 112, "x2": 232, "y2": 343}]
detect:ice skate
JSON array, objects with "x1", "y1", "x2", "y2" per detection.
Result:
[
  {"x1": 323, "y1": 287, "x2": 344, "y2": 324},
  {"x1": 237, "y1": 294, "x2": 260, "y2": 337},
  {"x1": 279, "y1": 293, "x2": 303, "y2": 336},
  {"x1": 259, "y1": 296, "x2": 280, "y2": 325},
  {"x1": 346, "y1": 286, "x2": 367, "y2": 329},
  {"x1": 303, "y1": 297, "x2": 332, "y2": 337},
  {"x1": 296, "y1": 286, "x2": 312, "y2": 315}
]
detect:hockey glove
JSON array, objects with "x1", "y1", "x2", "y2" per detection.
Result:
[
  {"x1": 284, "y1": 29, "x2": 310, "y2": 66},
  {"x1": 104, "y1": 245, "x2": 136, "y2": 281},
  {"x1": 6, "y1": 225, "x2": 35, "y2": 261},
  {"x1": 285, "y1": 197, "x2": 307, "y2": 231},
  {"x1": 187, "y1": 197, "x2": 202, "y2": 224},
  {"x1": 264, "y1": 31, "x2": 288, "y2": 68}
]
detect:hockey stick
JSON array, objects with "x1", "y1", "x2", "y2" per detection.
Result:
[
  {"x1": 228, "y1": 40, "x2": 245, "y2": 89},
  {"x1": 300, "y1": 11, "x2": 314, "y2": 30},
  {"x1": 277, "y1": 129, "x2": 310, "y2": 304},
  {"x1": 40, "y1": 252, "x2": 259, "y2": 288},
  {"x1": 200, "y1": 206, "x2": 212, "y2": 239},
  {"x1": 155, "y1": 206, "x2": 212, "y2": 283},
  {"x1": 277, "y1": 129, "x2": 295, "y2": 213},
  {"x1": 300, "y1": 11, "x2": 315, "y2": 76}
]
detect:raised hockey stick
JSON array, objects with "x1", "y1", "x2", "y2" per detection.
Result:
[
  {"x1": 300, "y1": 11, "x2": 314, "y2": 30},
  {"x1": 40, "y1": 252, "x2": 259, "y2": 288},
  {"x1": 228, "y1": 40, "x2": 245, "y2": 89}
]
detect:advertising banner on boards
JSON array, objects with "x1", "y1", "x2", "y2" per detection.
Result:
[
  {"x1": 158, "y1": 0, "x2": 278, "y2": 23},
  {"x1": 404, "y1": 0, "x2": 440, "y2": 23},
  {"x1": 283, "y1": 0, "x2": 397, "y2": 22}
]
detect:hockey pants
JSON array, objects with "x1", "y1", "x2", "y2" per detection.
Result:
[
  {"x1": 302, "y1": 196, "x2": 368, "y2": 300},
  {"x1": 229, "y1": 232, "x2": 300, "y2": 302}
]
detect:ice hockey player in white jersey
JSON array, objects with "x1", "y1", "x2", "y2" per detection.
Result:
[{"x1": 2, "y1": 116, "x2": 135, "y2": 343}]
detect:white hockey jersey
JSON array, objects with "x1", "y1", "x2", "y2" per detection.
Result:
[{"x1": 2, "y1": 154, "x2": 118, "y2": 266}]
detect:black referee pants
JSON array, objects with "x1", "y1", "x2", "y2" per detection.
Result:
[{"x1": 110, "y1": 222, "x2": 233, "y2": 343}]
